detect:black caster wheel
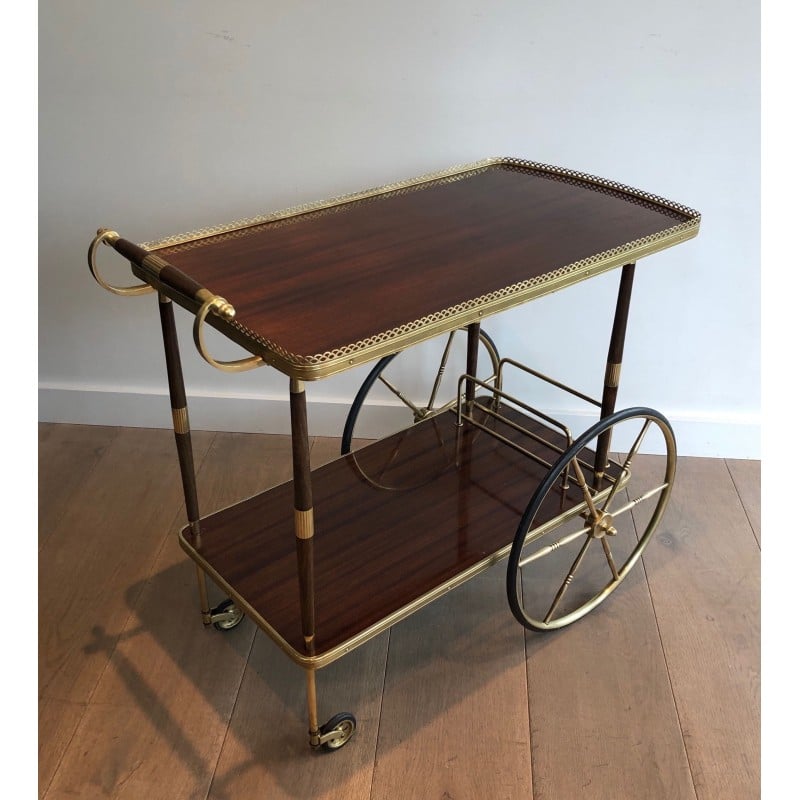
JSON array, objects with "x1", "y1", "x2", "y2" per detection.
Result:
[
  {"x1": 210, "y1": 598, "x2": 245, "y2": 631},
  {"x1": 319, "y1": 712, "x2": 357, "y2": 751}
]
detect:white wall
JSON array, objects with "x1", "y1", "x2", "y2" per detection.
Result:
[{"x1": 39, "y1": 1, "x2": 760, "y2": 457}]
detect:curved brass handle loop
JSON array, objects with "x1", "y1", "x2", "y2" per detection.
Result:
[
  {"x1": 193, "y1": 295, "x2": 264, "y2": 373},
  {"x1": 88, "y1": 229, "x2": 155, "y2": 296}
]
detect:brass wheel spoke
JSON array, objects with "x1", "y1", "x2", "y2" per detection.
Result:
[
  {"x1": 570, "y1": 457, "x2": 600, "y2": 519},
  {"x1": 601, "y1": 537, "x2": 620, "y2": 581},
  {"x1": 426, "y1": 331, "x2": 456, "y2": 412},
  {"x1": 601, "y1": 419, "x2": 652, "y2": 513},
  {"x1": 517, "y1": 526, "x2": 591, "y2": 569},
  {"x1": 509, "y1": 409, "x2": 676, "y2": 632},
  {"x1": 544, "y1": 535, "x2": 593, "y2": 623},
  {"x1": 378, "y1": 375, "x2": 424, "y2": 416},
  {"x1": 607, "y1": 482, "x2": 669, "y2": 517}
]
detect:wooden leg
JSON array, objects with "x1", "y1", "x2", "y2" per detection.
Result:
[
  {"x1": 594, "y1": 263, "x2": 636, "y2": 484},
  {"x1": 465, "y1": 322, "x2": 480, "y2": 407},
  {"x1": 457, "y1": 323, "x2": 482, "y2": 556},
  {"x1": 290, "y1": 378, "x2": 320, "y2": 740},
  {"x1": 157, "y1": 294, "x2": 210, "y2": 623}
]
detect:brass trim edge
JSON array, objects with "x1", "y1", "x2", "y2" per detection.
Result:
[
  {"x1": 140, "y1": 159, "x2": 500, "y2": 250},
  {"x1": 135, "y1": 157, "x2": 700, "y2": 380},
  {"x1": 141, "y1": 157, "x2": 698, "y2": 252},
  {"x1": 177, "y1": 470, "x2": 627, "y2": 669},
  {"x1": 137, "y1": 216, "x2": 695, "y2": 383},
  {"x1": 294, "y1": 509, "x2": 314, "y2": 540},
  {"x1": 238, "y1": 220, "x2": 698, "y2": 380}
]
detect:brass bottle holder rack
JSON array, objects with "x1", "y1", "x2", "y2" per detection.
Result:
[
  {"x1": 451, "y1": 362, "x2": 676, "y2": 634},
  {"x1": 455, "y1": 357, "x2": 621, "y2": 496}
]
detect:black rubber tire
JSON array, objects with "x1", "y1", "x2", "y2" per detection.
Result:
[
  {"x1": 340, "y1": 329, "x2": 501, "y2": 455},
  {"x1": 506, "y1": 406, "x2": 676, "y2": 632},
  {"x1": 211, "y1": 598, "x2": 244, "y2": 631},
  {"x1": 320, "y1": 711, "x2": 357, "y2": 751}
]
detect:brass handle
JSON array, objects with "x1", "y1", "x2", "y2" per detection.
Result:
[
  {"x1": 90, "y1": 228, "x2": 262, "y2": 373},
  {"x1": 192, "y1": 295, "x2": 264, "y2": 373},
  {"x1": 87, "y1": 229, "x2": 155, "y2": 296}
]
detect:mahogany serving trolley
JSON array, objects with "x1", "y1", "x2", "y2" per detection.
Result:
[{"x1": 88, "y1": 157, "x2": 700, "y2": 751}]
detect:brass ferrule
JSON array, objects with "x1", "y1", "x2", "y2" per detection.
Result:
[
  {"x1": 140, "y1": 253, "x2": 170, "y2": 282},
  {"x1": 604, "y1": 362, "x2": 622, "y2": 389},
  {"x1": 294, "y1": 508, "x2": 314, "y2": 540},
  {"x1": 171, "y1": 407, "x2": 190, "y2": 435}
]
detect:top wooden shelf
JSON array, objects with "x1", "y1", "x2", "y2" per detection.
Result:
[{"x1": 136, "y1": 157, "x2": 700, "y2": 380}]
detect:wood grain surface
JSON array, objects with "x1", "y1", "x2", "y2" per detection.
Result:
[
  {"x1": 38, "y1": 426, "x2": 215, "y2": 795},
  {"x1": 155, "y1": 164, "x2": 694, "y2": 360},
  {"x1": 39, "y1": 426, "x2": 760, "y2": 800},
  {"x1": 522, "y1": 479, "x2": 696, "y2": 799},
  {"x1": 44, "y1": 433, "x2": 293, "y2": 799},
  {"x1": 183, "y1": 402, "x2": 618, "y2": 658},
  {"x1": 726, "y1": 459, "x2": 761, "y2": 547},
  {"x1": 372, "y1": 563, "x2": 533, "y2": 800},
  {"x1": 38, "y1": 423, "x2": 118, "y2": 549},
  {"x1": 637, "y1": 456, "x2": 760, "y2": 800},
  {"x1": 203, "y1": 434, "x2": 389, "y2": 799}
]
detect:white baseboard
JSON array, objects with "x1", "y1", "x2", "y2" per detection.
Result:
[{"x1": 38, "y1": 383, "x2": 761, "y2": 459}]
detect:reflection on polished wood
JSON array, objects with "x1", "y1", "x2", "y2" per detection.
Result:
[
  {"x1": 39, "y1": 424, "x2": 759, "y2": 800},
  {"x1": 153, "y1": 163, "x2": 697, "y2": 368},
  {"x1": 180, "y1": 399, "x2": 620, "y2": 661}
]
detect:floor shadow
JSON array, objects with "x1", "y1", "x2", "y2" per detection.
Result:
[
  {"x1": 109, "y1": 559, "x2": 535, "y2": 797},
  {"x1": 85, "y1": 440, "x2": 687, "y2": 797},
  {"x1": 96, "y1": 512, "x2": 682, "y2": 800}
]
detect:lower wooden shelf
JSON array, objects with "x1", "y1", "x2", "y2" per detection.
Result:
[{"x1": 179, "y1": 398, "x2": 619, "y2": 667}]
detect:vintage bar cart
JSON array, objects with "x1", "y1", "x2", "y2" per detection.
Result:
[{"x1": 88, "y1": 157, "x2": 700, "y2": 750}]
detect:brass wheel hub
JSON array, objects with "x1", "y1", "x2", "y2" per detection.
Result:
[{"x1": 588, "y1": 511, "x2": 617, "y2": 539}]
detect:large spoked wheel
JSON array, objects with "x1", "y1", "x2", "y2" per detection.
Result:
[
  {"x1": 506, "y1": 407, "x2": 676, "y2": 632},
  {"x1": 341, "y1": 328, "x2": 501, "y2": 454}
]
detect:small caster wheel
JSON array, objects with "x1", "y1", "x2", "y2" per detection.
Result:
[
  {"x1": 319, "y1": 712, "x2": 357, "y2": 751},
  {"x1": 210, "y1": 598, "x2": 244, "y2": 631}
]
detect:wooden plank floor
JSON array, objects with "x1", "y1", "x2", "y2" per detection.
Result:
[{"x1": 39, "y1": 423, "x2": 760, "y2": 799}]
